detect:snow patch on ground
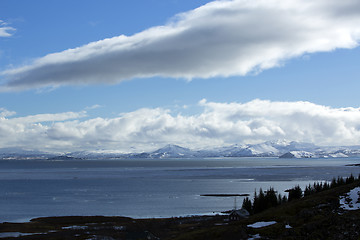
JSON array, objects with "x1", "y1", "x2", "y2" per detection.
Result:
[
  {"x1": 248, "y1": 233, "x2": 261, "y2": 239},
  {"x1": 0, "y1": 232, "x2": 47, "y2": 237},
  {"x1": 247, "y1": 221, "x2": 277, "y2": 228},
  {"x1": 62, "y1": 225, "x2": 88, "y2": 230},
  {"x1": 0, "y1": 232, "x2": 25, "y2": 238},
  {"x1": 339, "y1": 187, "x2": 360, "y2": 210},
  {"x1": 285, "y1": 224, "x2": 292, "y2": 229}
]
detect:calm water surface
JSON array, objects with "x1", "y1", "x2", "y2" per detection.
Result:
[{"x1": 0, "y1": 157, "x2": 359, "y2": 222}]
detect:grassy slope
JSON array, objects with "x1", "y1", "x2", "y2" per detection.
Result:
[{"x1": 172, "y1": 180, "x2": 360, "y2": 240}]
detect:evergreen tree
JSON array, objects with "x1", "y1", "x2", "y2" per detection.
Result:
[
  {"x1": 337, "y1": 176, "x2": 345, "y2": 186},
  {"x1": 288, "y1": 185, "x2": 302, "y2": 202},
  {"x1": 304, "y1": 184, "x2": 313, "y2": 197},
  {"x1": 330, "y1": 177, "x2": 337, "y2": 188},
  {"x1": 253, "y1": 190, "x2": 259, "y2": 213},
  {"x1": 242, "y1": 197, "x2": 252, "y2": 213},
  {"x1": 346, "y1": 174, "x2": 355, "y2": 184},
  {"x1": 323, "y1": 182, "x2": 330, "y2": 191},
  {"x1": 265, "y1": 187, "x2": 278, "y2": 208},
  {"x1": 277, "y1": 193, "x2": 283, "y2": 205},
  {"x1": 314, "y1": 182, "x2": 322, "y2": 192}
]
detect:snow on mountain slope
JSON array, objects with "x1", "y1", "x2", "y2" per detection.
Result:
[
  {"x1": 328, "y1": 153, "x2": 348, "y2": 158},
  {"x1": 2, "y1": 141, "x2": 360, "y2": 159},
  {"x1": 279, "y1": 151, "x2": 315, "y2": 158},
  {"x1": 0, "y1": 148, "x2": 54, "y2": 160},
  {"x1": 150, "y1": 144, "x2": 194, "y2": 158}
]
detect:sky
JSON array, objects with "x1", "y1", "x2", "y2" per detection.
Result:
[{"x1": 1, "y1": 0, "x2": 360, "y2": 153}]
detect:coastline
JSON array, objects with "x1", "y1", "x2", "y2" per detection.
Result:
[
  {"x1": 1, "y1": 178, "x2": 360, "y2": 239},
  {"x1": 1, "y1": 157, "x2": 359, "y2": 224}
]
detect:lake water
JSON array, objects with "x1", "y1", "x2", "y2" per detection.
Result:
[{"x1": 1, "y1": 157, "x2": 360, "y2": 223}]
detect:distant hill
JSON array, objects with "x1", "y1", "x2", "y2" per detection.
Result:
[
  {"x1": 1, "y1": 141, "x2": 360, "y2": 160},
  {"x1": 0, "y1": 147, "x2": 55, "y2": 160}
]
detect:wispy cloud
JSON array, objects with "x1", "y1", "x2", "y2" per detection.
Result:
[
  {"x1": 1, "y1": 100, "x2": 360, "y2": 152},
  {"x1": 85, "y1": 104, "x2": 103, "y2": 110},
  {"x1": 0, "y1": 108, "x2": 16, "y2": 118},
  {"x1": 1, "y1": 0, "x2": 360, "y2": 90},
  {"x1": 10, "y1": 111, "x2": 87, "y2": 124},
  {"x1": 0, "y1": 20, "x2": 16, "y2": 37}
]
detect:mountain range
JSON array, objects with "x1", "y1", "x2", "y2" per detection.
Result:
[{"x1": 1, "y1": 140, "x2": 360, "y2": 160}]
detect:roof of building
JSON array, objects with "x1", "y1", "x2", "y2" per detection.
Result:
[{"x1": 230, "y1": 208, "x2": 250, "y2": 217}]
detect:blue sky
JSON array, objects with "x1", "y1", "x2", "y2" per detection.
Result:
[{"x1": 1, "y1": 0, "x2": 360, "y2": 152}]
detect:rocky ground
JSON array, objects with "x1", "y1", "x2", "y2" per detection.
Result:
[{"x1": 1, "y1": 180, "x2": 359, "y2": 240}]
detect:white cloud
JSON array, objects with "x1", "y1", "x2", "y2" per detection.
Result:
[
  {"x1": 1, "y1": 100, "x2": 360, "y2": 152},
  {"x1": 11, "y1": 111, "x2": 87, "y2": 123},
  {"x1": 1, "y1": 0, "x2": 360, "y2": 90},
  {"x1": 85, "y1": 104, "x2": 102, "y2": 110},
  {"x1": 0, "y1": 110, "x2": 87, "y2": 151},
  {"x1": 0, "y1": 108, "x2": 16, "y2": 118},
  {"x1": 0, "y1": 20, "x2": 15, "y2": 37}
]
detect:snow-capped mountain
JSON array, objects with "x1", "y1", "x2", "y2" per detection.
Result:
[
  {"x1": 0, "y1": 147, "x2": 55, "y2": 160},
  {"x1": 150, "y1": 144, "x2": 194, "y2": 158},
  {"x1": 1, "y1": 141, "x2": 360, "y2": 160},
  {"x1": 207, "y1": 140, "x2": 320, "y2": 158},
  {"x1": 264, "y1": 140, "x2": 319, "y2": 153}
]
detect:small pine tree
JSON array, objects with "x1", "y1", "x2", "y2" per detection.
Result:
[
  {"x1": 242, "y1": 197, "x2": 252, "y2": 213},
  {"x1": 277, "y1": 193, "x2": 283, "y2": 205},
  {"x1": 257, "y1": 188, "x2": 266, "y2": 213},
  {"x1": 314, "y1": 182, "x2": 322, "y2": 192},
  {"x1": 337, "y1": 176, "x2": 345, "y2": 186},
  {"x1": 288, "y1": 185, "x2": 302, "y2": 202},
  {"x1": 265, "y1": 187, "x2": 278, "y2": 208},
  {"x1": 304, "y1": 184, "x2": 313, "y2": 197},
  {"x1": 253, "y1": 188, "x2": 267, "y2": 213},
  {"x1": 330, "y1": 177, "x2": 337, "y2": 188},
  {"x1": 346, "y1": 174, "x2": 355, "y2": 184},
  {"x1": 253, "y1": 190, "x2": 259, "y2": 213},
  {"x1": 323, "y1": 182, "x2": 330, "y2": 191}
]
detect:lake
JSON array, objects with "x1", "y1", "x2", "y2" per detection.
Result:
[{"x1": 0, "y1": 157, "x2": 359, "y2": 222}]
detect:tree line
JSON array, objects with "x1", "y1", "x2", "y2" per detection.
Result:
[{"x1": 242, "y1": 173, "x2": 359, "y2": 215}]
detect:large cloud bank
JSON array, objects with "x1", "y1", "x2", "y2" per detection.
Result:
[
  {"x1": 2, "y1": 0, "x2": 360, "y2": 90},
  {"x1": 1, "y1": 100, "x2": 360, "y2": 152}
]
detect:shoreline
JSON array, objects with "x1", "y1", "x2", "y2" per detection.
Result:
[
  {"x1": 1, "y1": 178, "x2": 359, "y2": 239},
  {"x1": 1, "y1": 212, "x2": 227, "y2": 225}
]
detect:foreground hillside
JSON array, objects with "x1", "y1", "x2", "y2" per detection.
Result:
[{"x1": 1, "y1": 178, "x2": 359, "y2": 239}]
